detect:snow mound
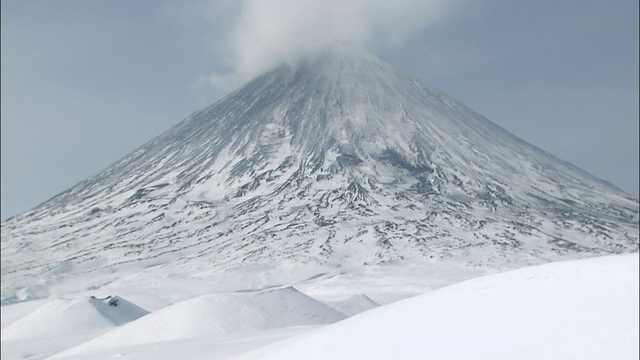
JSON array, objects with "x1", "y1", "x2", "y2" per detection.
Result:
[
  {"x1": 324, "y1": 294, "x2": 380, "y2": 316},
  {"x1": 1, "y1": 295, "x2": 148, "y2": 341},
  {"x1": 1, "y1": 298, "x2": 49, "y2": 329},
  {"x1": 240, "y1": 253, "x2": 640, "y2": 360},
  {"x1": 54, "y1": 286, "x2": 345, "y2": 356},
  {"x1": 1, "y1": 295, "x2": 149, "y2": 360}
]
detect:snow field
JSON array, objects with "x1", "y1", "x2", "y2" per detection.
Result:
[
  {"x1": 240, "y1": 253, "x2": 639, "y2": 360},
  {"x1": 1, "y1": 253, "x2": 636, "y2": 360}
]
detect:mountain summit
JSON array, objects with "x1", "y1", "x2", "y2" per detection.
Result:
[{"x1": 1, "y1": 47, "x2": 638, "y2": 303}]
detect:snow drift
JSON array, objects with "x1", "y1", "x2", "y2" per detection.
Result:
[
  {"x1": 241, "y1": 253, "x2": 640, "y2": 360},
  {"x1": 53, "y1": 286, "x2": 345, "y2": 357},
  {"x1": 1, "y1": 295, "x2": 148, "y2": 340},
  {"x1": 0, "y1": 295, "x2": 148, "y2": 359},
  {"x1": 323, "y1": 294, "x2": 380, "y2": 316}
]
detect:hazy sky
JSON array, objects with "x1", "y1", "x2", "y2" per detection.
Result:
[{"x1": 1, "y1": 0, "x2": 638, "y2": 219}]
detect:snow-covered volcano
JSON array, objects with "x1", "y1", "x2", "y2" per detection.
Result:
[{"x1": 1, "y1": 47, "x2": 638, "y2": 303}]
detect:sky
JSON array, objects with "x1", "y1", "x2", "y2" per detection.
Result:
[{"x1": 1, "y1": 0, "x2": 638, "y2": 220}]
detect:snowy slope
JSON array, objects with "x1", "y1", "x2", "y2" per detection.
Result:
[
  {"x1": 49, "y1": 286, "x2": 344, "y2": 358},
  {"x1": 4, "y1": 252, "x2": 633, "y2": 360},
  {"x1": 240, "y1": 253, "x2": 640, "y2": 360},
  {"x1": 1, "y1": 295, "x2": 148, "y2": 359},
  {"x1": 1, "y1": 46, "x2": 638, "y2": 304},
  {"x1": 322, "y1": 294, "x2": 379, "y2": 316}
]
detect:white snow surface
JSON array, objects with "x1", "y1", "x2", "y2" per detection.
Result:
[
  {"x1": 52, "y1": 286, "x2": 344, "y2": 356},
  {"x1": 322, "y1": 294, "x2": 379, "y2": 316},
  {"x1": 241, "y1": 253, "x2": 639, "y2": 360},
  {"x1": 1, "y1": 296, "x2": 148, "y2": 359},
  {"x1": 1, "y1": 253, "x2": 636, "y2": 360}
]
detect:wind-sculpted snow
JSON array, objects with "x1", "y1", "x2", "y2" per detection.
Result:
[
  {"x1": 49, "y1": 286, "x2": 344, "y2": 358},
  {"x1": 0, "y1": 295, "x2": 148, "y2": 359},
  {"x1": 239, "y1": 253, "x2": 640, "y2": 360},
  {"x1": 323, "y1": 294, "x2": 380, "y2": 316},
  {"x1": 1, "y1": 46, "x2": 638, "y2": 303}
]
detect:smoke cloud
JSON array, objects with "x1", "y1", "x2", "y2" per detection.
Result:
[{"x1": 205, "y1": 0, "x2": 455, "y2": 92}]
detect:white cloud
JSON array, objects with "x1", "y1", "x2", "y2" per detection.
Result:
[{"x1": 202, "y1": 0, "x2": 455, "y2": 92}]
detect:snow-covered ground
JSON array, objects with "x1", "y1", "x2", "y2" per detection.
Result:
[{"x1": 1, "y1": 253, "x2": 637, "y2": 359}]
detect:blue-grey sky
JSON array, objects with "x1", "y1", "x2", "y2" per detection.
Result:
[{"x1": 1, "y1": 0, "x2": 638, "y2": 220}]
